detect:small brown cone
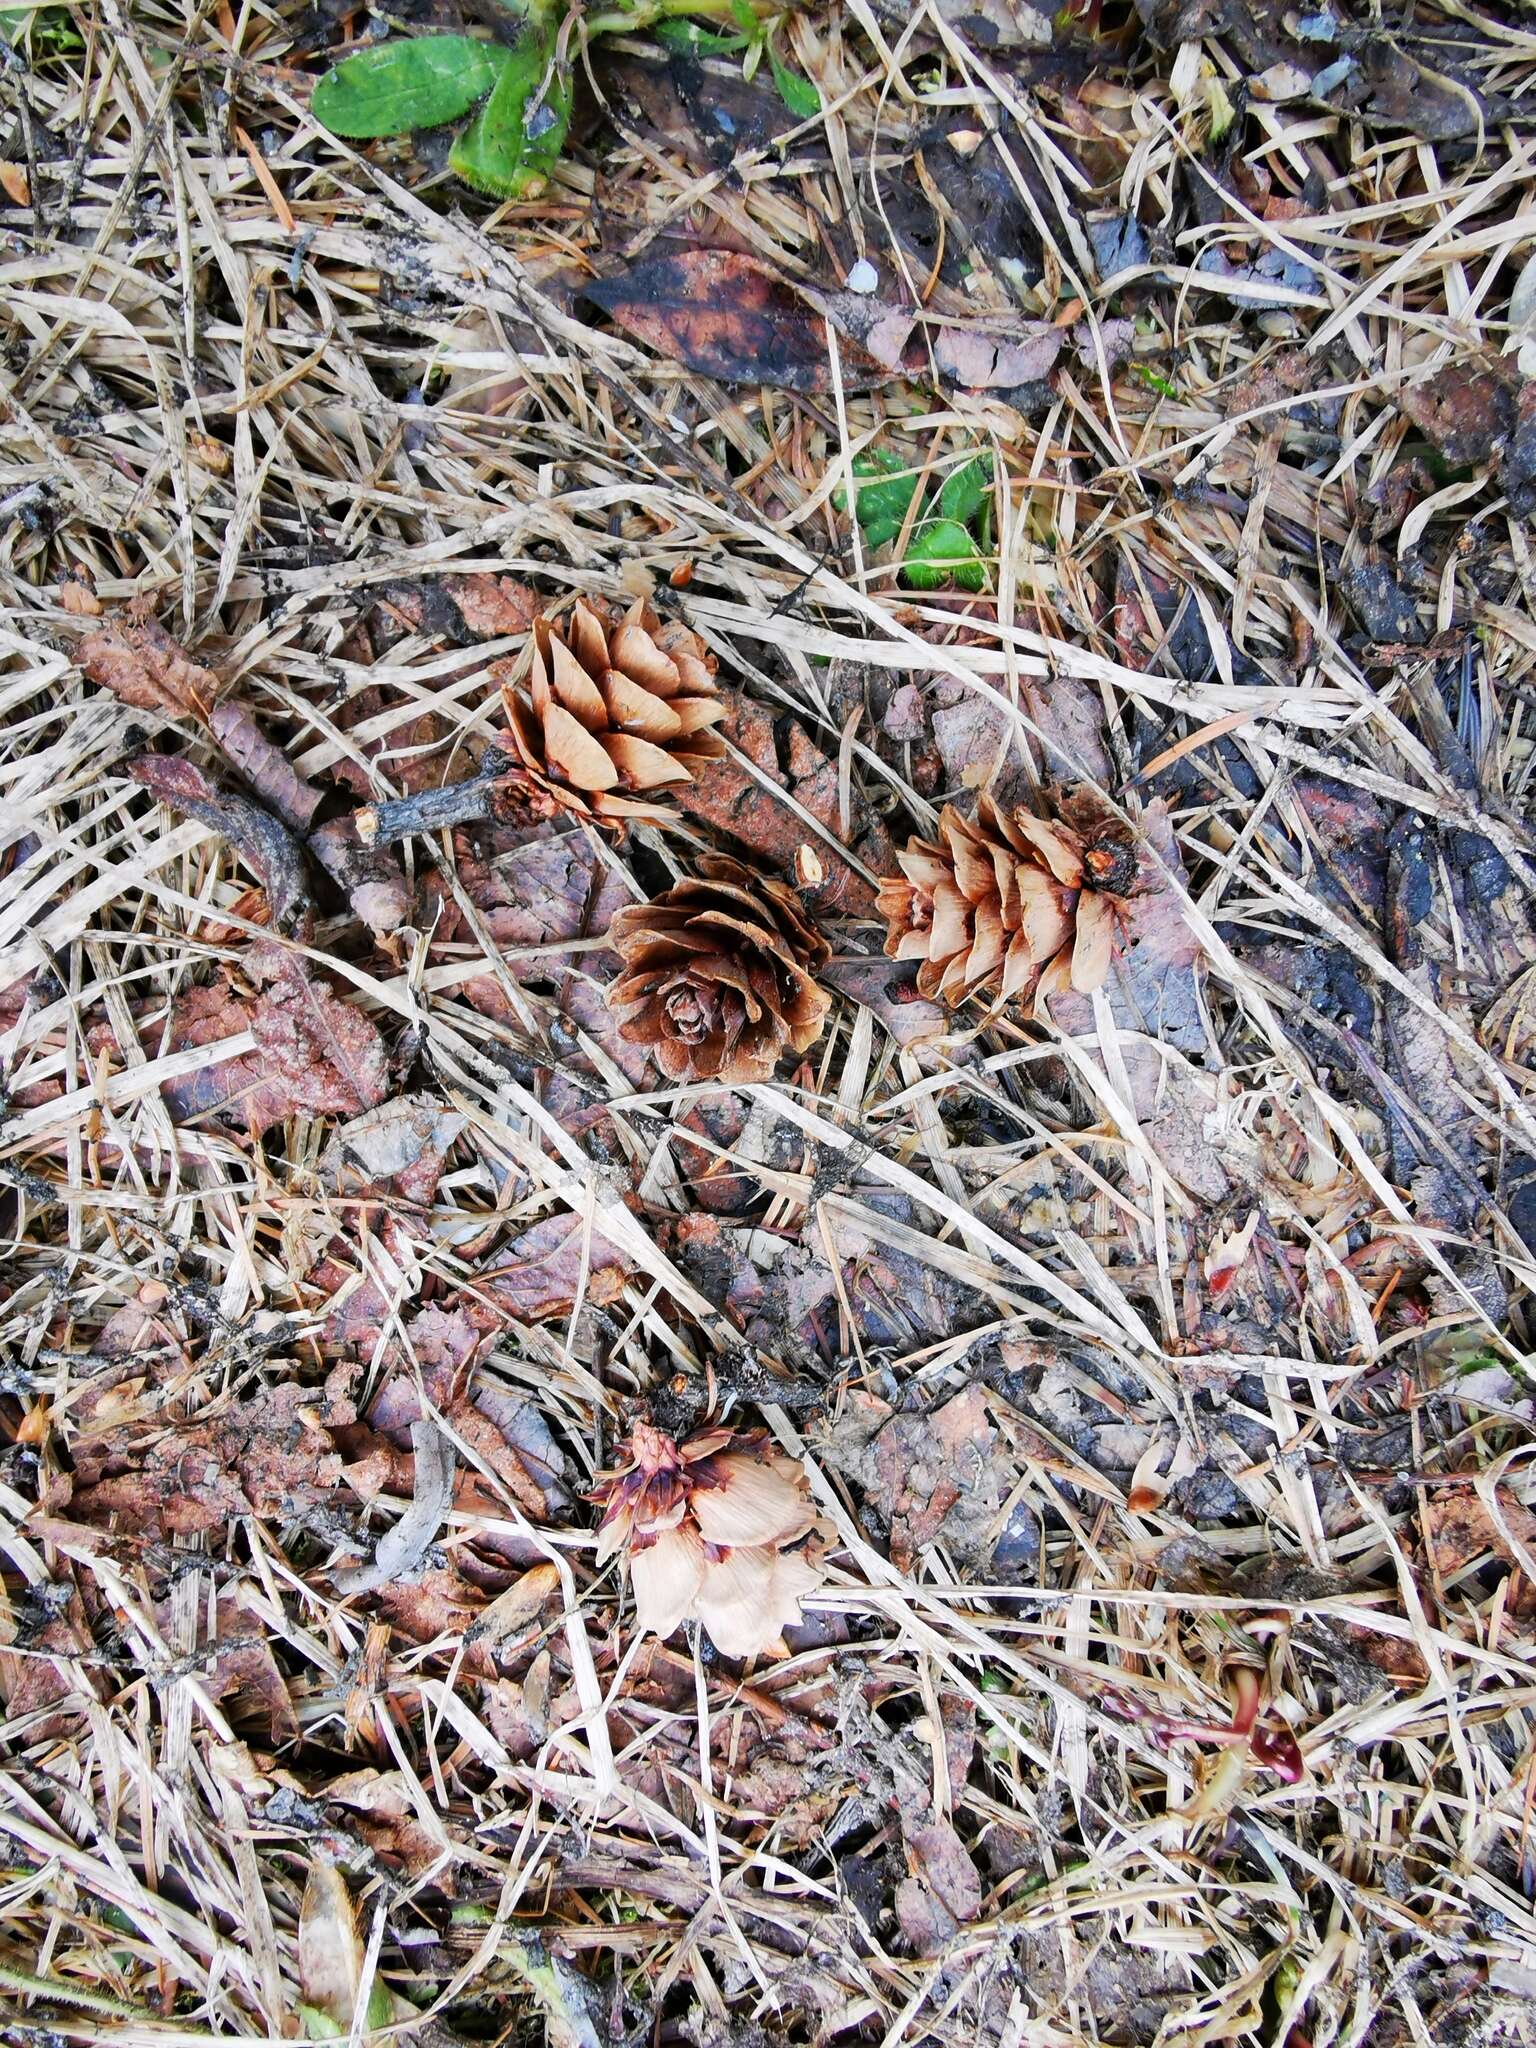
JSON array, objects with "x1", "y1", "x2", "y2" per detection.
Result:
[
  {"x1": 878, "y1": 787, "x2": 1138, "y2": 1009},
  {"x1": 606, "y1": 856, "x2": 831, "y2": 1084},
  {"x1": 592, "y1": 1420, "x2": 827, "y2": 1659},
  {"x1": 499, "y1": 596, "x2": 726, "y2": 827}
]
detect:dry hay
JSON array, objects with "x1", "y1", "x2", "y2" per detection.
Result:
[{"x1": 2, "y1": 1, "x2": 1536, "y2": 2045}]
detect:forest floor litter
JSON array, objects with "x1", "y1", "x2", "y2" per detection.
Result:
[{"x1": 2, "y1": 0, "x2": 1536, "y2": 2043}]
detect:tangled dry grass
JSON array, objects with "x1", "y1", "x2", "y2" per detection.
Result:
[{"x1": 4, "y1": 0, "x2": 1536, "y2": 2044}]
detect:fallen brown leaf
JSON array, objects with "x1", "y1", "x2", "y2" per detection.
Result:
[
  {"x1": 324, "y1": 1768, "x2": 457, "y2": 1884},
  {"x1": 819, "y1": 1385, "x2": 998, "y2": 1570},
  {"x1": 58, "y1": 570, "x2": 104, "y2": 616},
  {"x1": 443, "y1": 573, "x2": 540, "y2": 638},
  {"x1": 929, "y1": 667, "x2": 1114, "y2": 800},
  {"x1": 80, "y1": 615, "x2": 220, "y2": 719},
  {"x1": 321, "y1": 1094, "x2": 467, "y2": 1206},
  {"x1": 585, "y1": 248, "x2": 893, "y2": 393},
  {"x1": 208, "y1": 700, "x2": 325, "y2": 833},
  {"x1": 896, "y1": 1817, "x2": 984, "y2": 1954},
  {"x1": 153, "y1": 1589, "x2": 298, "y2": 1742},
  {"x1": 376, "y1": 1563, "x2": 487, "y2": 1646},
  {"x1": 481, "y1": 1210, "x2": 632, "y2": 1323},
  {"x1": 64, "y1": 1384, "x2": 344, "y2": 1536},
  {"x1": 161, "y1": 943, "x2": 390, "y2": 1137},
  {"x1": 1423, "y1": 1487, "x2": 1536, "y2": 1615},
  {"x1": 930, "y1": 319, "x2": 1065, "y2": 390},
  {"x1": 0, "y1": 1580, "x2": 102, "y2": 1736},
  {"x1": 674, "y1": 687, "x2": 894, "y2": 916},
  {"x1": 1399, "y1": 361, "x2": 1519, "y2": 467},
  {"x1": 368, "y1": 1324, "x2": 571, "y2": 1521}
]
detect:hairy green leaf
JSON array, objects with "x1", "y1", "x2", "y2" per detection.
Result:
[
  {"x1": 937, "y1": 449, "x2": 993, "y2": 527},
  {"x1": 833, "y1": 449, "x2": 921, "y2": 547},
  {"x1": 312, "y1": 35, "x2": 511, "y2": 139},
  {"x1": 448, "y1": 35, "x2": 572, "y2": 198},
  {"x1": 653, "y1": 17, "x2": 749, "y2": 52},
  {"x1": 902, "y1": 517, "x2": 986, "y2": 591},
  {"x1": 769, "y1": 43, "x2": 821, "y2": 120}
]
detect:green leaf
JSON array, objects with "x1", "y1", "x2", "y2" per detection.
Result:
[
  {"x1": 769, "y1": 42, "x2": 821, "y2": 120},
  {"x1": 653, "y1": 17, "x2": 748, "y2": 52},
  {"x1": 937, "y1": 450, "x2": 993, "y2": 527},
  {"x1": 832, "y1": 449, "x2": 921, "y2": 542},
  {"x1": 1131, "y1": 363, "x2": 1176, "y2": 399},
  {"x1": 312, "y1": 35, "x2": 512, "y2": 140},
  {"x1": 901, "y1": 518, "x2": 986, "y2": 592},
  {"x1": 1205, "y1": 75, "x2": 1236, "y2": 144},
  {"x1": 448, "y1": 33, "x2": 572, "y2": 198},
  {"x1": 0, "y1": 2, "x2": 82, "y2": 49},
  {"x1": 729, "y1": 0, "x2": 762, "y2": 30}
]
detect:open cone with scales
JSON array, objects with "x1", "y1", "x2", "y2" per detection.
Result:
[
  {"x1": 498, "y1": 596, "x2": 727, "y2": 828},
  {"x1": 592, "y1": 1420, "x2": 829, "y2": 1659},
  {"x1": 605, "y1": 854, "x2": 831, "y2": 1084},
  {"x1": 348, "y1": 594, "x2": 727, "y2": 849},
  {"x1": 878, "y1": 785, "x2": 1142, "y2": 1010}
]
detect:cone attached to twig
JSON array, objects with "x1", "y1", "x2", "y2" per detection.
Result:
[
  {"x1": 499, "y1": 597, "x2": 726, "y2": 827},
  {"x1": 592, "y1": 1420, "x2": 826, "y2": 1658},
  {"x1": 878, "y1": 786, "x2": 1140, "y2": 1008},
  {"x1": 606, "y1": 855, "x2": 831, "y2": 1083}
]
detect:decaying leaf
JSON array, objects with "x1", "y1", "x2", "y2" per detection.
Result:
[
  {"x1": 368, "y1": 1322, "x2": 571, "y2": 1520},
  {"x1": 819, "y1": 1385, "x2": 998, "y2": 1570},
  {"x1": 1423, "y1": 1487, "x2": 1536, "y2": 1615},
  {"x1": 153, "y1": 1588, "x2": 298, "y2": 1742},
  {"x1": 208, "y1": 699, "x2": 324, "y2": 832},
  {"x1": 674, "y1": 687, "x2": 894, "y2": 916},
  {"x1": 896, "y1": 1818, "x2": 985, "y2": 1955},
  {"x1": 482, "y1": 1210, "x2": 633, "y2": 1323},
  {"x1": 63, "y1": 1385, "x2": 345, "y2": 1536},
  {"x1": 80, "y1": 615, "x2": 221, "y2": 718},
  {"x1": 585, "y1": 249, "x2": 893, "y2": 393},
  {"x1": 928, "y1": 667, "x2": 1114, "y2": 799},
  {"x1": 161, "y1": 943, "x2": 391, "y2": 1136},
  {"x1": 930, "y1": 319, "x2": 1065, "y2": 390},
  {"x1": 442, "y1": 572, "x2": 540, "y2": 638},
  {"x1": 0, "y1": 1578, "x2": 102, "y2": 1735},
  {"x1": 321, "y1": 1094, "x2": 467, "y2": 1204},
  {"x1": 375, "y1": 1563, "x2": 487, "y2": 1645},
  {"x1": 1399, "y1": 361, "x2": 1518, "y2": 467}
]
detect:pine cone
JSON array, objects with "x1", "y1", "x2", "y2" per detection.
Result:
[
  {"x1": 878, "y1": 788, "x2": 1138, "y2": 1007},
  {"x1": 606, "y1": 856, "x2": 831, "y2": 1083},
  {"x1": 499, "y1": 597, "x2": 726, "y2": 826},
  {"x1": 592, "y1": 1420, "x2": 826, "y2": 1658}
]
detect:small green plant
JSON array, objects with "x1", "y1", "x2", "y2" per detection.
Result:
[
  {"x1": 655, "y1": 0, "x2": 820, "y2": 117},
  {"x1": 0, "y1": 2, "x2": 83, "y2": 53},
  {"x1": 311, "y1": 0, "x2": 816, "y2": 201},
  {"x1": 834, "y1": 446, "x2": 996, "y2": 592}
]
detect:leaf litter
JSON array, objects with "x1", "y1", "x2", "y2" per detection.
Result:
[{"x1": 3, "y1": 0, "x2": 1536, "y2": 2045}]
